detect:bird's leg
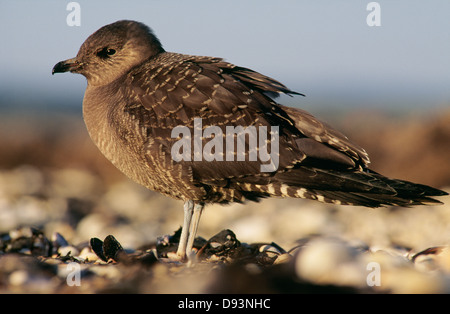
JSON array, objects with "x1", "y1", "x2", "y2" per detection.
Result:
[
  {"x1": 176, "y1": 200, "x2": 194, "y2": 258},
  {"x1": 185, "y1": 202, "x2": 204, "y2": 258}
]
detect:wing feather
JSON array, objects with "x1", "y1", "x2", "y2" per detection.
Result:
[{"x1": 118, "y1": 52, "x2": 376, "y2": 202}]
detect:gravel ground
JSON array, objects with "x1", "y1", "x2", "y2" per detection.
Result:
[
  {"x1": 0, "y1": 111, "x2": 449, "y2": 294},
  {"x1": 1, "y1": 164, "x2": 449, "y2": 294}
]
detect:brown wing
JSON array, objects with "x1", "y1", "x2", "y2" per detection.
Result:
[
  {"x1": 118, "y1": 52, "x2": 394, "y2": 204},
  {"x1": 279, "y1": 105, "x2": 370, "y2": 169},
  {"x1": 121, "y1": 53, "x2": 303, "y2": 175}
]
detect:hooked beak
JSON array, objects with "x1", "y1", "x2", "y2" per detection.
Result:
[{"x1": 52, "y1": 58, "x2": 81, "y2": 75}]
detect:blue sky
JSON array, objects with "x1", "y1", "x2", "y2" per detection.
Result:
[{"x1": 1, "y1": 0, "x2": 449, "y2": 113}]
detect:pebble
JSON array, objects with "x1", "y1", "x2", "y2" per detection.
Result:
[
  {"x1": 273, "y1": 253, "x2": 292, "y2": 265},
  {"x1": 78, "y1": 247, "x2": 100, "y2": 262},
  {"x1": 295, "y1": 237, "x2": 366, "y2": 287},
  {"x1": 413, "y1": 246, "x2": 450, "y2": 273},
  {"x1": 58, "y1": 246, "x2": 80, "y2": 258},
  {"x1": 9, "y1": 270, "x2": 29, "y2": 286}
]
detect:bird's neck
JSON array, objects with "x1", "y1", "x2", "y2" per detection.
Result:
[{"x1": 82, "y1": 85, "x2": 115, "y2": 154}]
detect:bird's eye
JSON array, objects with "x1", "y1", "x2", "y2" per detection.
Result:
[{"x1": 96, "y1": 47, "x2": 116, "y2": 59}]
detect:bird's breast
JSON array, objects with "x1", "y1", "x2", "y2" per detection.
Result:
[{"x1": 82, "y1": 86, "x2": 187, "y2": 199}]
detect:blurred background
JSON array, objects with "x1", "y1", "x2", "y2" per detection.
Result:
[
  {"x1": 1, "y1": 0, "x2": 450, "y2": 294},
  {"x1": 1, "y1": 0, "x2": 449, "y2": 251}
]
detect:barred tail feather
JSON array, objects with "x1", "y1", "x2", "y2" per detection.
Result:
[
  {"x1": 232, "y1": 167, "x2": 448, "y2": 207},
  {"x1": 273, "y1": 167, "x2": 447, "y2": 207}
]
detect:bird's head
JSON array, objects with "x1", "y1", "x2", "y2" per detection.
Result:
[{"x1": 52, "y1": 20, "x2": 165, "y2": 86}]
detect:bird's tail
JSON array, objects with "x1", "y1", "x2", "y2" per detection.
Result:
[{"x1": 236, "y1": 167, "x2": 448, "y2": 207}]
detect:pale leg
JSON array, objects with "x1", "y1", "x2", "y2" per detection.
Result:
[
  {"x1": 176, "y1": 200, "x2": 194, "y2": 258},
  {"x1": 185, "y1": 203, "x2": 204, "y2": 256}
]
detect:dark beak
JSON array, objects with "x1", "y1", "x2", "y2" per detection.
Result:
[{"x1": 52, "y1": 58, "x2": 81, "y2": 75}]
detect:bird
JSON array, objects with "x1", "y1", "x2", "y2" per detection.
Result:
[{"x1": 52, "y1": 20, "x2": 448, "y2": 260}]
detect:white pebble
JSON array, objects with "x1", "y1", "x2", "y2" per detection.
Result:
[
  {"x1": 273, "y1": 253, "x2": 292, "y2": 264},
  {"x1": 58, "y1": 246, "x2": 80, "y2": 257},
  {"x1": 9, "y1": 270, "x2": 29, "y2": 286},
  {"x1": 295, "y1": 237, "x2": 366, "y2": 287},
  {"x1": 78, "y1": 247, "x2": 100, "y2": 262}
]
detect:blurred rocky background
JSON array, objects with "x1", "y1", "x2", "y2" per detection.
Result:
[{"x1": 0, "y1": 108, "x2": 449, "y2": 294}]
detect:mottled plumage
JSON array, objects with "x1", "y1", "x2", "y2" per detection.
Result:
[{"x1": 53, "y1": 20, "x2": 447, "y2": 259}]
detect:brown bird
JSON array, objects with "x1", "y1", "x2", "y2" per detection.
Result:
[{"x1": 53, "y1": 20, "x2": 447, "y2": 259}]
